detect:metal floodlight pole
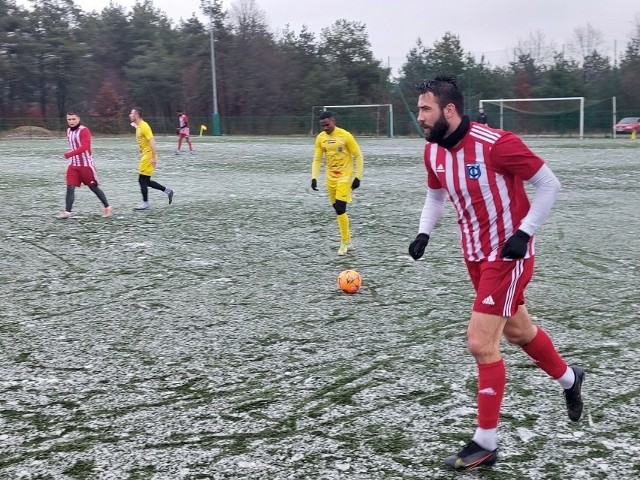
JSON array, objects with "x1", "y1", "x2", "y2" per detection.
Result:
[{"x1": 209, "y1": 0, "x2": 221, "y2": 136}]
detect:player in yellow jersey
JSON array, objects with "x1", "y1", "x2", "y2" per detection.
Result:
[
  {"x1": 129, "y1": 107, "x2": 174, "y2": 210},
  {"x1": 311, "y1": 111, "x2": 364, "y2": 255}
]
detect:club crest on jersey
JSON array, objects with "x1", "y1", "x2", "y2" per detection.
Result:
[{"x1": 466, "y1": 163, "x2": 481, "y2": 180}]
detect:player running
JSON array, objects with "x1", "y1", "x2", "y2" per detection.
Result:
[
  {"x1": 59, "y1": 110, "x2": 112, "y2": 219},
  {"x1": 409, "y1": 74, "x2": 585, "y2": 470},
  {"x1": 129, "y1": 107, "x2": 174, "y2": 210},
  {"x1": 311, "y1": 111, "x2": 364, "y2": 256},
  {"x1": 175, "y1": 109, "x2": 194, "y2": 155}
]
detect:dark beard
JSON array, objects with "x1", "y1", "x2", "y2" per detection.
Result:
[
  {"x1": 429, "y1": 114, "x2": 471, "y2": 149},
  {"x1": 426, "y1": 113, "x2": 449, "y2": 143}
]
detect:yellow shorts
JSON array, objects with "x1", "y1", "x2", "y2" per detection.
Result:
[
  {"x1": 138, "y1": 155, "x2": 155, "y2": 176},
  {"x1": 326, "y1": 177, "x2": 352, "y2": 204}
]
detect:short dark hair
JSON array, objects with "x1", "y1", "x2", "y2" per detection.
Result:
[
  {"x1": 177, "y1": 109, "x2": 183, "y2": 113},
  {"x1": 319, "y1": 111, "x2": 335, "y2": 120},
  {"x1": 133, "y1": 107, "x2": 143, "y2": 117},
  {"x1": 66, "y1": 110, "x2": 80, "y2": 116},
  {"x1": 417, "y1": 74, "x2": 465, "y2": 115}
]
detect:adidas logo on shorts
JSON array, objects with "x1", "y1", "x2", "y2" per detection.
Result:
[{"x1": 482, "y1": 295, "x2": 495, "y2": 306}]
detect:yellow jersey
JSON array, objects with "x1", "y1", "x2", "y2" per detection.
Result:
[
  {"x1": 136, "y1": 120, "x2": 154, "y2": 159},
  {"x1": 312, "y1": 126, "x2": 364, "y2": 180}
]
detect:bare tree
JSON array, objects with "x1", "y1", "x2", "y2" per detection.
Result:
[
  {"x1": 513, "y1": 30, "x2": 556, "y2": 68},
  {"x1": 229, "y1": 0, "x2": 269, "y2": 35},
  {"x1": 568, "y1": 23, "x2": 604, "y2": 65},
  {"x1": 632, "y1": 13, "x2": 640, "y2": 43}
]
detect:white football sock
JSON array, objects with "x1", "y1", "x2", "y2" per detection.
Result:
[
  {"x1": 472, "y1": 427, "x2": 498, "y2": 451},
  {"x1": 557, "y1": 366, "x2": 576, "y2": 390}
]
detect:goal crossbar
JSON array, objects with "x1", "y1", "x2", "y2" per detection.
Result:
[
  {"x1": 319, "y1": 104, "x2": 392, "y2": 108},
  {"x1": 479, "y1": 97, "x2": 584, "y2": 139},
  {"x1": 311, "y1": 104, "x2": 394, "y2": 137}
]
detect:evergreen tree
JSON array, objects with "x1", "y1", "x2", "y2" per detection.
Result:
[
  {"x1": 618, "y1": 17, "x2": 640, "y2": 112},
  {"x1": 0, "y1": 0, "x2": 637, "y2": 133},
  {"x1": 319, "y1": 19, "x2": 388, "y2": 105}
]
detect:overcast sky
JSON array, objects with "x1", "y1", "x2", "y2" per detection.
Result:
[{"x1": 17, "y1": 0, "x2": 640, "y2": 74}]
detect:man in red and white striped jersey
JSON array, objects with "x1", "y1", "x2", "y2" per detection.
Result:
[
  {"x1": 175, "y1": 109, "x2": 194, "y2": 154},
  {"x1": 59, "y1": 111, "x2": 111, "y2": 219},
  {"x1": 409, "y1": 74, "x2": 584, "y2": 470}
]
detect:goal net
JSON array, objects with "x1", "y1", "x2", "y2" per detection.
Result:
[
  {"x1": 310, "y1": 104, "x2": 394, "y2": 137},
  {"x1": 479, "y1": 97, "x2": 585, "y2": 138}
]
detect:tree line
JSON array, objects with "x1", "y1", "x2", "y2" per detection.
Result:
[{"x1": 1, "y1": 0, "x2": 639, "y2": 135}]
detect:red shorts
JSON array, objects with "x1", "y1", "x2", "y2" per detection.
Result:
[
  {"x1": 67, "y1": 165, "x2": 98, "y2": 187},
  {"x1": 465, "y1": 257, "x2": 534, "y2": 317}
]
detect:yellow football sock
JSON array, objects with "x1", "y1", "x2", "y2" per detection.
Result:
[{"x1": 337, "y1": 213, "x2": 350, "y2": 243}]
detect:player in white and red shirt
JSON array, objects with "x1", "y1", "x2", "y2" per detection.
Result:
[
  {"x1": 59, "y1": 111, "x2": 111, "y2": 219},
  {"x1": 409, "y1": 75, "x2": 585, "y2": 470},
  {"x1": 175, "y1": 109, "x2": 193, "y2": 154}
]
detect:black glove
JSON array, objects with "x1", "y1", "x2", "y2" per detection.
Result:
[
  {"x1": 500, "y1": 230, "x2": 531, "y2": 259},
  {"x1": 408, "y1": 233, "x2": 430, "y2": 260},
  {"x1": 351, "y1": 177, "x2": 360, "y2": 190},
  {"x1": 176, "y1": 128, "x2": 180, "y2": 134},
  {"x1": 311, "y1": 179, "x2": 318, "y2": 191}
]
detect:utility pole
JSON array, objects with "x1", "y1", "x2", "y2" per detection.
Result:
[{"x1": 209, "y1": 0, "x2": 221, "y2": 136}]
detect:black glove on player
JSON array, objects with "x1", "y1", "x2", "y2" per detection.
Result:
[
  {"x1": 500, "y1": 230, "x2": 531, "y2": 259},
  {"x1": 409, "y1": 233, "x2": 430, "y2": 260}
]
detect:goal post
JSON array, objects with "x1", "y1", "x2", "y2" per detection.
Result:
[
  {"x1": 479, "y1": 97, "x2": 585, "y2": 139},
  {"x1": 310, "y1": 104, "x2": 394, "y2": 137}
]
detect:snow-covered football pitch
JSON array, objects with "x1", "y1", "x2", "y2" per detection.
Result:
[{"x1": 1, "y1": 135, "x2": 638, "y2": 479}]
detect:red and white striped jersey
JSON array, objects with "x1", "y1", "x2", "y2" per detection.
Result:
[
  {"x1": 424, "y1": 122, "x2": 545, "y2": 261},
  {"x1": 65, "y1": 125, "x2": 94, "y2": 167}
]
